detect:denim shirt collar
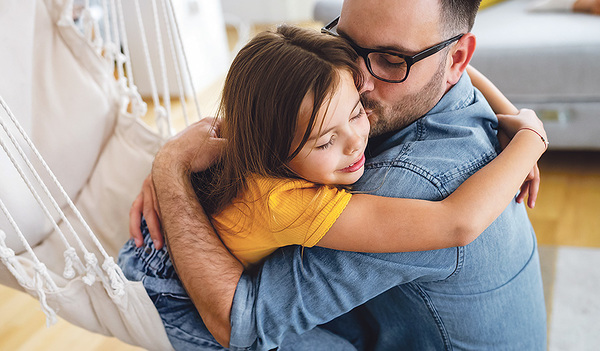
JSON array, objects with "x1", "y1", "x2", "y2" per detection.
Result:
[{"x1": 429, "y1": 72, "x2": 474, "y2": 116}]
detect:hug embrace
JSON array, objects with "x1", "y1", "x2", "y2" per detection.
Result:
[{"x1": 119, "y1": 0, "x2": 548, "y2": 350}]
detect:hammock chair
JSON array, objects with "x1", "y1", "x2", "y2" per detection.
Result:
[{"x1": 0, "y1": 0, "x2": 231, "y2": 349}]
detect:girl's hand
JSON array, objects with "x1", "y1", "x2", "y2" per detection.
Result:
[
  {"x1": 497, "y1": 109, "x2": 548, "y2": 208},
  {"x1": 497, "y1": 109, "x2": 547, "y2": 143},
  {"x1": 497, "y1": 109, "x2": 547, "y2": 208}
]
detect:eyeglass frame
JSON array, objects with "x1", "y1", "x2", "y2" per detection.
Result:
[{"x1": 321, "y1": 16, "x2": 465, "y2": 83}]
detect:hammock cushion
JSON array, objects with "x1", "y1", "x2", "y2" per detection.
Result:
[
  {"x1": 1, "y1": 0, "x2": 118, "y2": 254},
  {"x1": 0, "y1": 0, "x2": 173, "y2": 349}
]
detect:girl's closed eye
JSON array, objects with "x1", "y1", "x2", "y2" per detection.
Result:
[
  {"x1": 317, "y1": 135, "x2": 335, "y2": 150},
  {"x1": 351, "y1": 107, "x2": 366, "y2": 122}
]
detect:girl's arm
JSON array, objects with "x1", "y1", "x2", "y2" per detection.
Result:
[
  {"x1": 317, "y1": 110, "x2": 547, "y2": 253},
  {"x1": 468, "y1": 65, "x2": 542, "y2": 207},
  {"x1": 467, "y1": 65, "x2": 518, "y2": 115}
]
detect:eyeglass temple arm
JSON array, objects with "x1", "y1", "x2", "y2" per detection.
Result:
[{"x1": 411, "y1": 34, "x2": 465, "y2": 63}]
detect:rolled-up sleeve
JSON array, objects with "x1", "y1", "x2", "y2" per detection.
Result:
[{"x1": 229, "y1": 245, "x2": 457, "y2": 350}]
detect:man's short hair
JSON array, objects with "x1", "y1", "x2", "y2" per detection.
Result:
[{"x1": 439, "y1": 0, "x2": 482, "y2": 35}]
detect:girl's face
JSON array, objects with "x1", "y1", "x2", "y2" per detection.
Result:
[{"x1": 288, "y1": 70, "x2": 370, "y2": 185}]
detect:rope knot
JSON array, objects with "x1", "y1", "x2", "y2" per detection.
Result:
[
  {"x1": 102, "y1": 257, "x2": 126, "y2": 297},
  {"x1": 63, "y1": 247, "x2": 79, "y2": 279},
  {"x1": 82, "y1": 252, "x2": 98, "y2": 285}
]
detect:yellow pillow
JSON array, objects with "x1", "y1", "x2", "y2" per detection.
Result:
[{"x1": 480, "y1": 0, "x2": 507, "y2": 10}]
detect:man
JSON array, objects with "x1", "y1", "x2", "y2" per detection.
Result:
[{"x1": 125, "y1": 0, "x2": 547, "y2": 349}]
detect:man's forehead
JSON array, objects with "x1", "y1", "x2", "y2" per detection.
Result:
[{"x1": 338, "y1": 0, "x2": 441, "y2": 51}]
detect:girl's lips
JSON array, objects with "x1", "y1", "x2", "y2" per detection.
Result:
[{"x1": 339, "y1": 154, "x2": 366, "y2": 173}]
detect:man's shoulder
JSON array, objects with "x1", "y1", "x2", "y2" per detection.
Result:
[{"x1": 359, "y1": 83, "x2": 499, "y2": 199}]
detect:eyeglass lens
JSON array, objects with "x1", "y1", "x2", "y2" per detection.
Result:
[{"x1": 368, "y1": 52, "x2": 408, "y2": 82}]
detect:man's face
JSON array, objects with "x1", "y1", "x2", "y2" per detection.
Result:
[{"x1": 338, "y1": 0, "x2": 450, "y2": 136}]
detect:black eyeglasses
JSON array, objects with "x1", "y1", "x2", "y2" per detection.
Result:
[{"x1": 321, "y1": 17, "x2": 464, "y2": 83}]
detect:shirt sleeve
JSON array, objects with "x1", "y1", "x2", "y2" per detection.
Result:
[{"x1": 265, "y1": 180, "x2": 352, "y2": 248}]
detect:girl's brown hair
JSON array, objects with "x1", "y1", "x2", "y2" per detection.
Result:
[{"x1": 195, "y1": 24, "x2": 362, "y2": 215}]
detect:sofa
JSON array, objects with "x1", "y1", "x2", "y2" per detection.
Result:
[{"x1": 313, "y1": 0, "x2": 600, "y2": 149}]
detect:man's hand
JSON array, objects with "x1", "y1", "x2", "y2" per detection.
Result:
[
  {"x1": 151, "y1": 117, "x2": 238, "y2": 347},
  {"x1": 159, "y1": 117, "x2": 225, "y2": 173},
  {"x1": 128, "y1": 117, "x2": 225, "y2": 249}
]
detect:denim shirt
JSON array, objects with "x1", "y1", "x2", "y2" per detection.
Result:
[{"x1": 229, "y1": 74, "x2": 547, "y2": 350}]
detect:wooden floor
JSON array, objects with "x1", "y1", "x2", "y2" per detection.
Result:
[
  {"x1": 527, "y1": 151, "x2": 600, "y2": 247},
  {"x1": 1, "y1": 150, "x2": 598, "y2": 350}
]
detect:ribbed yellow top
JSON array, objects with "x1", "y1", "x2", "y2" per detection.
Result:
[{"x1": 212, "y1": 176, "x2": 352, "y2": 268}]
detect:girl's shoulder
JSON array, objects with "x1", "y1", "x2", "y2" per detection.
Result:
[
  {"x1": 247, "y1": 175, "x2": 316, "y2": 194},
  {"x1": 243, "y1": 175, "x2": 348, "y2": 205}
]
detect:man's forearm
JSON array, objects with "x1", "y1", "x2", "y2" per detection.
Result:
[{"x1": 152, "y1": 145, "x2": 243, "y2": 347}]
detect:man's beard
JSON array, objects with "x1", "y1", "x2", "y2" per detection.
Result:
[{"x1": 362, "y1": 58, "x2": 447, "y2": 137}]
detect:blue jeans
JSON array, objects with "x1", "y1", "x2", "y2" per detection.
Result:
[{"x1": 118, "y1": 219, "x2": 357, "y2": 350}]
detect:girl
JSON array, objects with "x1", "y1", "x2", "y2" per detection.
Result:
[{"x1": 191, "y1": 25, "x2": 548, "y2": 268}]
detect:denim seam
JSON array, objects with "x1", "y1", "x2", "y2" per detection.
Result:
[
  {"x1": 438, "y1": 150, "x2": 497, "y2": 185},
  {"x1": 411, "y1": 282, "x2": 453, "y2": 351},
  {"x1": 367, "y1": 160, "x2": 446, "y2": 198},
  {"x1": 444, "y1": 246, "x2": 465, "y2": 281}
]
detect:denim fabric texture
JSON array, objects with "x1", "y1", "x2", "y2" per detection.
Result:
[
  {"x1": 118, "y1": 219, "x2": 226, "y2": 350},
  {"x1": 118, "y1": 220, "x2": 357, "y2": 350},
  {"x1": 119, "y1": 73, "x2": 547, "y2": 351},
  {"x1": 228, "y1": 74, "x2": 547, "y2": 350}
]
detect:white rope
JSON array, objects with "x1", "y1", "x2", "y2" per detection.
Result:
[
  {"x1": 102, "y1": 0, "x2": 126, "y2": 83},
  {"x1": 0, "y1": 229, "x2": 33, "y2": 289},
  {"x1": 151, "y1": 0, "x2": 174, "y2": 133},
  {"x1": 0, "y1": 107, "x2": 88, "y2": 262},
  {"x1": 0, "y1": 201, "x2": 59, "y2": 326},
  {"x1": 132, "y1": 0, "x2": 170, "y2": 138},
  {"x1": 63, "y1": 247, "x2": 83, "y2": 279},
  {"x1": 114, "y1": 0, "x2": 148, "y2": 123},
  {"x1": 0, "y1": 201, "x2": 53, "y2": 290},
  {"x1": 160, "y1": 0, "x2": 189, "y2": 127},
  {"x1": 0, "y1": 121, "x2": 77, "y2": 252},
  {"x1": 1, "y1": 96, "x2": 128, "y2": 296},
  {"x1": 0, "y1": 100, "x2": 104, "y2": 254},
  {"x1": 115, "y1": 0, "x2": 135, "y2": 90},
  {"x1": 102, "y1": 256, "x2": 126, "y2": 297},
  {"x1": 0, "y1": 98, "x2": 132, "y2": 289},
  {"x1": 166, "y1": 0, "x2": 203, "y2": 121},
  {"x1": 33, "y1": 262, "x2": 59, "y2": 326}
]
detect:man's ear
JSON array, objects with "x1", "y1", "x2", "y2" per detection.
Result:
[{"x1": 447, "y1": 33, "x2": 476, "y2": 86}]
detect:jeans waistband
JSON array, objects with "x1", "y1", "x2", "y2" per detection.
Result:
[{"x1": 129, "y1": 217, "x2": 179, "y2": 280}]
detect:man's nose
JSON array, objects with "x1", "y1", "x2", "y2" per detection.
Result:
[{"x1": 357, "y1": 57, "x2": 375, "y2": 94}]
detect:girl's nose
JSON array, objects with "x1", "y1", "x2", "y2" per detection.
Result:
[{"x1": 344, "y1": 131, "x2": 364, "y2": 155}]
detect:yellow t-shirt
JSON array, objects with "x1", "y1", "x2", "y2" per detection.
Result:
[{"x1": 212, "y1": 176, "x2": 352, "y2": 268}]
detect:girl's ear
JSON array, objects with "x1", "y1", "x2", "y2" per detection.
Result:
[{"x1": 446, "y1": 33, "x2": 476, "y2": 86}]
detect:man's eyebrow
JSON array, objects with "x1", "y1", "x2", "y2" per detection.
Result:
[
  {"x1": 337, "y1": 28, "x2": 414, "y2": 55},
  {"x1": 307, "y1": 99, "x2": 361, "y2": 142}
]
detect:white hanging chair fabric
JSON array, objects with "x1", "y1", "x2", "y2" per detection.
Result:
[{"x1": 0, "y1": 0, "x2": 216, "y2": 348}]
